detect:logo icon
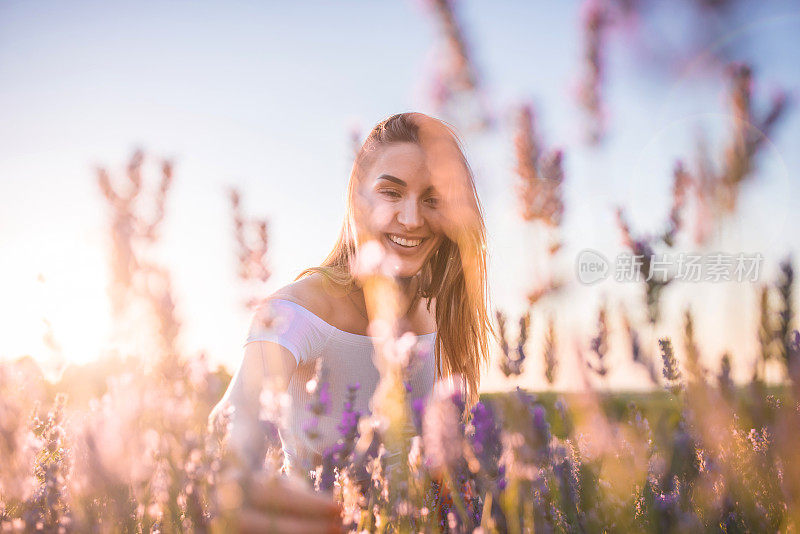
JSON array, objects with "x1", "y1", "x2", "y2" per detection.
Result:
[{"x1": 576, "y1": 249, "x2": 610, "y2": 285}]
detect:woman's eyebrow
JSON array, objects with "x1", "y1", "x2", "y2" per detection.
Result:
[
  {"x1": 376, "y1": 174, "x2": 438, "y2": 194},
  {"x1": 377, "y1": 174, "x2": 406, "y2": 186}
]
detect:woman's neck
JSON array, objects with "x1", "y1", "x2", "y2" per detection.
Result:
[
  {"x1": 395, "y1": 275, "x2": 419, "y2": 301},
  {"x1": 349, "y1": 275, "x2": 421, "y2": 321}
]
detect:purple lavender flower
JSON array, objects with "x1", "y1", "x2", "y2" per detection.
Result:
[
  {"x1": 515, "y1": 310, "x2": 531, "y2": 370},
  {"x1": 554, "y1": 395, "x2": 573, "y2": 437},
  {"x1": 331, "y1": 383, "x2": 361, "y2": 466},
  {"x1": 317, "y1": 448, "x2": 336, "y2": 492},
  {"x1": 659, "y1": 337, "x2": 683, "y2": 394},
  {"x1": 497, "y1": 464, "x2": 507, "y2": 491},
  {"x1": 425, "y1": 0, "x2": 491, "y2": 130},
  {"x1": 497, "y1": 309, "x2": 528, "y2": 377},
  {"x1": 411, "y1": 398, "x2": 426, "y2": 436},
  {"x1": 308, "y1": 381, "x2": 330, "y2": 416},
  {"x1": 653, "y1": 483, "x2": 680, "y2": 513},
  {"x1": 775, "y1": 257, "x2": 794, "y2": 365},
  {"x1": 515, "y1": 388, "x2": 551, "y2": 463},
  {"x1": 718, "y1": 352, "x2": 735, "y2": 398},
  {"x1": 615, "y1": 208, "x2": 674, "y2": 324},
  {"x1": 553, "y1": 441, "x2": 583, "y2": 527},
  {"x1": 302, "y1": 419, "x2": 320, "y2": 442},
  {"x1": 543, "y1": 316, "x2": 558, "y2": 385},
  {"x1": 788, "y1": 330, "x2": 800, "y2": 387},
  {"x1": 24, "y1": 394, "x2": 71, "y2": 532},
  {"x1": 349, "y1": 424, "x2": 383, "y2": 493},
  {"x1": 304, "y1": 365, "x2": 331, "y2": 442},
  {"x1": 423, "y1": 392, "x2": 464, "y2": 472},
  {"x1": 662, "y1": 161, "x2": 689, "y2": 247},
  {"x1": 469, "y1": 402, "x2": 501, "y2": 470},
  {"x1": 587, "y1": 305, "x2": 609, "y2": 378},
  {"x1": 576, "y1": 0, "x2": 609, "y2": 145}
]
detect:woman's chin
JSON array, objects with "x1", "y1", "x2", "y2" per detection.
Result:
[
  {"x1": 390, "y1": 266, "x2": 420, "y2": 279},
  {"x1": 384, "y1": 257, "x2": 422, "y2": 279}
]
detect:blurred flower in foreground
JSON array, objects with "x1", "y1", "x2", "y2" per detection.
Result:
[
  {"x1": 229, "y1": 187, "x2": 271, "y2": 310},
  {"x1": 423, "y1": 390, "x2": 465, "y2": 474},
  {"x1": 514, "y1": 105, "x2": 565, "y2": 228},
  {"x1": 424, "y1": 0, "x2": 492, "y2": 131},
  {"x1": 97, "y1": 149, "x2": 180, "y2": 359},
  {"x1": 576, "y1": 0, "x2": 609, "y2": 145},
  {"x1": 690, "y1": 63, "x2": 789, "y2": 246}
]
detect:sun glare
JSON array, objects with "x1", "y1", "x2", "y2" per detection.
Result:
[{"x1": 0, "y1": 235, "x2": 112, "y2": 372}]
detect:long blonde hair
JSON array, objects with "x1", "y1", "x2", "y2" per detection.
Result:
[{"x1": 297, "y1": 112, "x2": 495, "y2": 406}]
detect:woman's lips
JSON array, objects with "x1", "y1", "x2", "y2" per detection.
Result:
[{"x1": 384, "y1": 233, "x2": 426, "y2": 254}]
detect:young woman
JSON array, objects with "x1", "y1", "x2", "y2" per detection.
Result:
[{"x1": 210, "y1": 112, "x2": 494, "y2": 532}]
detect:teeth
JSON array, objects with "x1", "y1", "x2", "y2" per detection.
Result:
[{"x1": 389, "y1": 234, "x2": 423, "y2": 247}]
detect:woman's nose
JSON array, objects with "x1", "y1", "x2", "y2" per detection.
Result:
[{"x1": 397, "y1": 199, "x2": 422, "y2": 229}]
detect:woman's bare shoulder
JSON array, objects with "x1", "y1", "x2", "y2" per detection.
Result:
[{"x1": 268, "y1": 272, "x2": 335, "y2": 320}]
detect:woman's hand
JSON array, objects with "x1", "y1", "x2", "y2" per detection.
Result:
[{"x1": 236, "y1": 471, "x2": 344, "y2": 534}]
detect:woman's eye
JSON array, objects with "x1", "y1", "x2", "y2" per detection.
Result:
[
  {"x1": 380, "y1": 189, "x2": 401, "y2": 198},
  {"x1": 425, "y1": 197, "x2": 440, "y2": 207}
]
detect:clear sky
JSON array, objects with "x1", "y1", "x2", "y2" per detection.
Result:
[{"x1": 1, "y1": 0, "x2": 799, "y2": 391}]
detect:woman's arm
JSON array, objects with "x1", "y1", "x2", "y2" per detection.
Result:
[
  {"x1": 209, "y1": 338, "x2": 297, "y2": 471},
  {"x1": 208, "y1": 304, "x2": 343, "y2": 533}
]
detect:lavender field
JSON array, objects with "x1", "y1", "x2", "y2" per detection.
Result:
[
  {"x1": 1, "y1": 257, "x2": 798, "y2": 531},
  {"x1": 2, "y1": 1, "x2": 800, "y2": 532}
]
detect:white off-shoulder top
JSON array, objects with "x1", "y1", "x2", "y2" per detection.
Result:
[{"x1": 222, "y1": 298, "x2": 437, "y2": 474}]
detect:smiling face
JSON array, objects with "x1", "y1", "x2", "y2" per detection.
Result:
[{"x1": 354, "y1": 142, "x2": 447, "y2": 279}]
